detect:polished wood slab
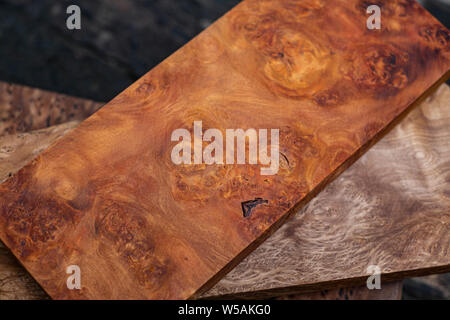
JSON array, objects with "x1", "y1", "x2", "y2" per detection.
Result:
[
  {"x1": 203, "y1": 84, "x2": 450, "y2": 298},
  {"x1": 0, "y1": 0, "x2": 449, "y2": 299},
  {"x1": 0, "y1": 118, "x2": 405, "y2": 301},
  {"x1": 0, "y1": 117, "x2": 402, "y2": 300},
  {"x1": 0, "y1": 83, "x2": 412, "y2": 300},
  {"x1": 0, "y1": 120, "x2": 404, "y2": 301},
  {"x1": 0, "y1": 83, "x2": 447, "y2": 299}
]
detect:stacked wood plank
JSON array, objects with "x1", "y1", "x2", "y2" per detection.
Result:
[
  {"x1": 0, "y1": 82, "x2": 102, "y2": 137},
  {"x1": 1, "y1": 81, "x2": 448, "y2": 299},
  {"x1": 0, "y1": 81, "x2": 407, "y2": 300},
  {"x1": 0, "y1": 0, "x2": 449, "y2": 299}
]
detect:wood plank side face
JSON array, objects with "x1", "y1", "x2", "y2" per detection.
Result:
[{"x1": 0, "y1": 0, "x2": 449, "y2": 299}]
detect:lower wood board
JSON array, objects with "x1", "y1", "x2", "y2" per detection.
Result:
[
  {"x1": 0, "y1": 0, "x2": 449, "y2": 299},
  {"x1": 0, "y1": 81, "x2": 103, "y2": 137}
]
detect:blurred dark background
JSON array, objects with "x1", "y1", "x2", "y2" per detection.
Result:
[
  {"x1": 0, "y1": 0, "x2": 240, "y2": 101},
  {"x1": 0, "y1": 0, "x2": 449, "y2": 299}
]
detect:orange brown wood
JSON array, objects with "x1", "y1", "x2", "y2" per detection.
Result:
[
  {"x1": 0, "y1": 121, "x2": 402, "y2": 301},
  {"x1": 203, "y1": 84, "x2": 450, "y2": 299},
  {"x1": 0, "y1": 83, "x2": 430, "y2": 300},
  {"x1": 0, "y1": 0, "x2": 449, "y2": 299}
]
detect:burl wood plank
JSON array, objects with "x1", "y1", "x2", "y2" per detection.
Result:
[
  {"x1": 0, "y1": 122, "x2": 80, "y2": 184},
  {"x1": 0, "y1": 122, "x2": 78, "y2": 299},
  {"x1": 0, "y1": 85, "x2": 405, "y2": 300},
  {"x1": 0, "y1": 124, "x2": 402, "y2": 301},
  {"x1": 204, "y1": 84, "x2": 450, "y2": 299},
  {"x1": 0, "y1": 112, "x2": 406, "y2": 301},
  {"x1": 0, "y1": 0, "x2": 449, "y2": 299},
  {"x1": 0, "y1": 81, "x2": 103, "y2": 137}
]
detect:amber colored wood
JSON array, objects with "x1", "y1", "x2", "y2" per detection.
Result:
[
  {"x1": 0, "y1": 120, "x2": 404, "y2": 301},
  {"x1": 0, "y1": 124, "x2": 402, "y2": 301},
  {"x1": 0, "y1": 122, "x2": 80, "y2": 300},
  {"x1": 0, "y1": 113, "x2": 408, "y2": 302},
  {"x1": 0, "y1": 81, "x2": 102, "y2": 137},
  {"x1": 0, "y1": 0, "x2": 449, "y2": 299},
  {"x1": 203, "y1": 84, "x2": 450, "y2": 299}
]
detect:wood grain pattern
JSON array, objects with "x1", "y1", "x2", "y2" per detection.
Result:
[
  {"x1": 0, "y1": 87, "x2": 405, "y2": 301},
  {"x1": 0, "y1": 122, "x2": 81, "y2": 184},
  {"x1": 0, "y1": 124, "x2": 403, "y2": 301},
  {"x1": 277, "y1": 281, "x2": 403, "y2": 300},
  {"x1": 0, "y1": 0, "x2": 449, "y2": 299},
  {"x1": 203, "y1": 83, "x2": 450, "y2": 299},
  {"x1": 0, "y1": 81, "x2": 102, "y2": 137}
]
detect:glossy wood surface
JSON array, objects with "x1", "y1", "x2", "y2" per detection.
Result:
[
  {"x1": 0, "y1": 82, "x2": 102, "y2": 137},
  {"x1": 204, "y1": 83, "x2": 450, "y2": 298},
  {"x1": 0, "y1": 116, "x2": 403, "y2": 301},
  {"x1": 0, "y1": 83, "x2": 448, "y2": 299}
]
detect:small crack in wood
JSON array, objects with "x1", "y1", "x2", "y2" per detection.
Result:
[{"x1": 241, "y1": 198, "x2": 269, "y2": 218}]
